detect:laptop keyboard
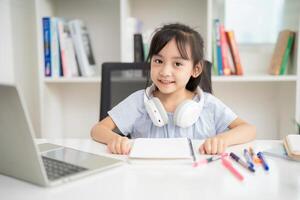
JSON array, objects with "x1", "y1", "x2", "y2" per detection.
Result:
[{"x1": 42, "y1": 156, "x2": 88, "y2": 181}]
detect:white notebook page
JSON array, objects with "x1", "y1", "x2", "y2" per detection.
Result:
[{"x1": 129, "y1": 138, "x2": 192, "y2": 159}]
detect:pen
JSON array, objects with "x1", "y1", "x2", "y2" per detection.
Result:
[
  {"x1": 187, "y1": 138, "x2": 197, "y2": 167},
  {"x1": 196, "y1": 153, "x2": 228, "y2": 166},
  {"x1": 221, "y1": 157, "x2": 244, "y2": 181},
  {"x1": 243, "y1": 149, "x2": 255, "y2": 168},
  {"x1": 249, "y1": 147, "x2": 255, "y2": 157},
  {"x1": 257, "y1": 152, "x2": 269, "y2": 171},
  {"x1": 249, "y1": 147, "x2": 262, "y2": 164},
  {"x1": 196, "y1": 156, "x2": 221, "y2": 166},
  {"x1": 230, "y1": 152, "x2": 255, "y2": 172}
]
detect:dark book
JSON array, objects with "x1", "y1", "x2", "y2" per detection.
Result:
[
  {"x1": 134, "y1": 34, "x2": 145, "y2": 62},
  {"x1": 42, "y1": 17, "x2": 51, "y2": 77}
]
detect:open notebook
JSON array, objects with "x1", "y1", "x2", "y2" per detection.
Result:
[{"x1": 128, "y1": 138, "x2": 193, "y2": 164}]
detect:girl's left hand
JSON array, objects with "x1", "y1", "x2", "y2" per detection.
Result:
[{"x1": 199, "y1": 136, "x2": 227, "y2": 155}]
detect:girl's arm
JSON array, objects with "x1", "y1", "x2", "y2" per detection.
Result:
[
  {"x1": 199, "y1": 117, "x2": 256, "y2": 154},
  {"x1": 91, "y1": 116, "x2": 131, "y2": 154}
]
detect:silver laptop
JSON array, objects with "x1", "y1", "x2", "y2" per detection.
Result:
[{"x1": 0, "y1": 84, "x2": 123, "y2": 187}]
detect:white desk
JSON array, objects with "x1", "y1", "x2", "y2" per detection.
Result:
[{"x1": 1, "y1": 139, "x2": 300, "y2": 200}]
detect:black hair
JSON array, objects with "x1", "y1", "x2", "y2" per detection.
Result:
[{"x1": 146, "y1": 23, "x2": 212, "y2": 93}]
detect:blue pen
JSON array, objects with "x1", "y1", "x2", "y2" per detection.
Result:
[
  {"x1": 257, "y1": 152, "x2": 269, "y2": 171},
  {"x1": 243, "y1": 149, "x2": 254, "y2": 168},
  {"x1": 230, "y1": 152, "x2": 255, "y2": 173}
]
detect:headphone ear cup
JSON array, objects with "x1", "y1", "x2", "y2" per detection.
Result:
[
  {"x1": 152, "y1": 97, "x2": 168, "y2": 124},
  {"x1": 144, "y1": 97, "x2": 168, "y2": 127},
  {"x1": 174, "y1": 100, "x2": 201, "y2": 128}
]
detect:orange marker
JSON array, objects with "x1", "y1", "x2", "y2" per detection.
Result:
[{"x1": 249, "y1": 147, "x2": 262, "y2": 164}]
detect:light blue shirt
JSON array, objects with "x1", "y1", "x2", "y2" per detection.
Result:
[{"x1": 108, "y1": 89, "x2": 237, "y2": 139}]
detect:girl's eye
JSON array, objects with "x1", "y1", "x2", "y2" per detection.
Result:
[
  {"x1": 175, "y1": 62, "x2": 182, "y2": 67},
  {"x1": 154, "y1": 59, "x2": 163, "y2": 64}
]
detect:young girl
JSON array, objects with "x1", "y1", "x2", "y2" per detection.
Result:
[{"x1": 91, "y1": 23, "x2": 256, "y2": 155}]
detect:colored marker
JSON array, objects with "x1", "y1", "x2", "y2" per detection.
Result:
[
  {"x1": 230, "y1": 152, "x2": 255, "y2": 172},
  {"x1": 249, "y1": 147, "x2": 262, "y2": 164},
  {"x1": 257, "y1": 152, "x2": 269, "y2": 171},
  {"x1": 196, "y1": 153, "x2": 228, "y2": 167},
  {"x1": 196, "y1": 156, "x2": 221, "y2": 166},
  {"x1": 249, "y1": 147, "x2": 255, "y2": 157},
  {"x1": 243, "y1": 149, "x2": 255, "y2": 168},
  {"x1": 222, "y1": 157, "x2": 244, "y2": 181}
]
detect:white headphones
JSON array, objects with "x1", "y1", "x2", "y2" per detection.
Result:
[{"x1": 144, "y1": 84, "x2": 204, "y2": 128}]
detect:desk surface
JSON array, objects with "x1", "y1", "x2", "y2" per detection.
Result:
[{"x1": 1, "y1": 139, "x2": 300, "y2": 200}]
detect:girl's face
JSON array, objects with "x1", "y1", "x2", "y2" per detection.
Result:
[{"x1": 150, "y1": 38, "x2": 200, "y2": 95}]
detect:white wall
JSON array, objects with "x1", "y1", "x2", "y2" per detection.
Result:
[
  {"x1": 0, "y1": 0, "x2": 15, "y2": 84},
  {"x1": 0, "y1": 0, "x2": 40, "y2": 136}
]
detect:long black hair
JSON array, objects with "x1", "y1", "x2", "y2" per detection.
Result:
[{"x1": 146, "y1": 23, "x2": 212, "y2": 93}]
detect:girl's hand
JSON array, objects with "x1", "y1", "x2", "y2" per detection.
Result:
[
  {"x1": 107, "y1": 135, "x2": 132, "y2": 155},
  {"x1": 199, "y1": 136, "x2": 227, "y2": 155}
]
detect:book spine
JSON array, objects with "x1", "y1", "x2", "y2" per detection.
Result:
[
  {"x1": 269, "y1": 30, "x2": 291, "y2": 75},
  {"x1": 50, "y1": 17, "x2": 61, "y2": 77},
  {"x1": 214, "y1": 19, "x2": 223, "y2": 75},
  {"x1": 212, "y1": 24, "x2": 218, "y2": 75},
  {"x1": 220, "y1": 24, "x2": 231, "y2": 76},
  {"x1": 280, "y1": 32, "x2": 295, "y2": 75},
  {"x1": 226, "y1": 31, "x2": 243, "y2": 75},
  {"x1": 134, "y1": 33, "x2": 145, "y2": 62},
  {"x1": 65, "y1": 36, "x2": 79, "y2": 77},
  {"x1": 69, "y1": 20, "x2": 96, "y2": 77},
  {"x1": 42, "y1": 17, "x2": 51, "y2": 77},
  {"x1": 57, "y1": 18, "x2": 69, "y2": 77}
]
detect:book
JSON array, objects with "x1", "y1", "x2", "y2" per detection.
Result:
[
  {"x1": 128, "y1": 138, "x2": 193, "y2": 164},
  {"x1": 279, "y1": 32, "x2": 295, "y2": 75},
  {"x1": 57, "y1": 18, "x2": 79, "y2": 77},
  {"x1": 42, "y1": 17, "x2": 61, "y2": 77},
  {"x1": 283, "y1": 134, "x2": 300, "y2": 161},
  {"x1": 219, "y1": 24, "x2": 231, "y2": 76},
  {"x1": 226, "y1": 31, "x2": 243, "y2": 75},
  {"x1": 57, "y1": 18, "x2": 70, "y2": 77},
  {"x1": 50, "y1": 17, "x2": 61, "y2": 77},
  {"x1": 69, "y1": 20, "x2": 96, "y2": 77},
  {"x1": 42, "y1": 17, "x2": 51, "y2": 77},
  {"x1": 214, "y1": 19, "x2": 223, "y2": 76},
  {"x1": 212, "y1": 23, "x2": 219, "y2": 75},
  {"x1": 285, "y1": 134, "x2": 300, "y2": 154},
  {"x1": 269, "y1": 30, "x2": 293, "y2": 75},
  {"x1": 133, "y1": 33, "x2": 145, "y2": 62}
]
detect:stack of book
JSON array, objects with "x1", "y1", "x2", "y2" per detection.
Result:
[
  {"x1": 269, "y1": 30, "x2": 295, "y2": 76},
  {"x1": 212, "y1": 19, "x2": 243, "y2": 76},
  {"x1": 283, "y1": 134, "x2": 300, "y2": 161},
  {"x1": 42, "y1": 17, "x2": 96, "y2": 78}
]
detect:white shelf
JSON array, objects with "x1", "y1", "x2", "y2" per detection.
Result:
[
  {"x1": 43, "y1": 76, "x2": 147, "y2": 83},
  {"x1": 43, "y1": 75, "x2": 298, "y2": 83},
  {"x1": 44, "y1": 77, "x2": 101, "y2": 83},
  {"x1": 212, "y1": 75, "x2": 298, "y2": 82}
]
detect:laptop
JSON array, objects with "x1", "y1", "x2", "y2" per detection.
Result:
[{"x1": 0, "y1": 84, "x2": 123, "y2": 187}]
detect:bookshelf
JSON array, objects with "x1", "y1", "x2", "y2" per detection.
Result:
[{"x1": 9, "y1": 0, "x2": 299, "y2": 139}]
